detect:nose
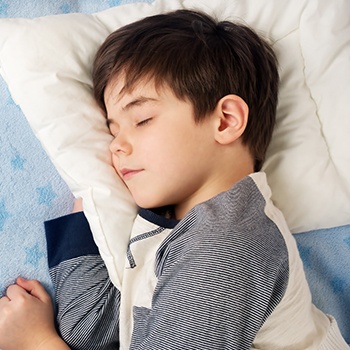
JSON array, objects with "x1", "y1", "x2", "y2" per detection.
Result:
[{"x1": 109, "y1": 132, "x2": 132, "y2": 156}]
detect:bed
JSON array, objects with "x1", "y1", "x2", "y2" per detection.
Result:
[{"x1": 0, "y1": 0, "x2": 349, "y2": 343}]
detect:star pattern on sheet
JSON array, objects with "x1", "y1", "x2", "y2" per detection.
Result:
[
  {"x1": 108, "y1": 0, "x2": 122, "y2": 6},
  {"x1": 36, "y1": 184, "x2": 58, "y2": 206},
  {"x1": 25, "y1": 243, "x2": 46, "y2": 269},
  {"x1": 59, "y1": 3, "x2": 72, "y2": 14},
  {"x1": 11, "y1": 154, "x2": 26, "y2": 170},
  {"x1": 331, "y1": 276, "x2": 346, "y2": 294},
  {"x1": 0, "y1": 199, "x2": 11, "y2": 231},
  {"x1": 0, "y1": 0, "x2": 9, "y2": 16},
  {"x1": 344, "y1": 235, "x2": 350, "y2": 249}
]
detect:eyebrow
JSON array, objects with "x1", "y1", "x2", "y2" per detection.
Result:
[
  {"x1": 122, "y1": 96, "x2": 159, "y2": 111},
  {"x1": 107, "y1": 96, "x2": 159, "y2": 127}
]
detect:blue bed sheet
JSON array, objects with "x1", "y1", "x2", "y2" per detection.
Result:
[{"x1": 0, "y1": 0, "x2": 349, "y2": 344}]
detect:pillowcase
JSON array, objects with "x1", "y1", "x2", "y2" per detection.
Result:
[{"x1": 0, "y1": 0, "x2": 349, "y2": 288}]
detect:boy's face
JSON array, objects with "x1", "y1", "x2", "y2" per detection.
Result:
[{"x1": 104, "y1": 78, "x2": 220, "y2": 219}]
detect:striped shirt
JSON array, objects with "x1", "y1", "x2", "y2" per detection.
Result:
[{"x1": 46, "y1": 172, "x2": 348, "y2": 349}]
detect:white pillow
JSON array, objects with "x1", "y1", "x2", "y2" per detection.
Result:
[{"x1": 0, "y1": 0, "x2": 349, "y2": 288}]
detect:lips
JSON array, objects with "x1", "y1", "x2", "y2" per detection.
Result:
[{"x1": 119, "y1": 168, "x2": 143, "y2": 180}]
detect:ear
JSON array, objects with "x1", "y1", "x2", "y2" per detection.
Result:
[{"x1": 214, "y1": 94, "x2": 249, "y2": 145}]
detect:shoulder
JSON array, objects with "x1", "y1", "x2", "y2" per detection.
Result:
[
  {"x1": 192, "y1": 173, "x2": 287, "y2": 259},
  {"x1": 157, "y1": 173, "x2": 289, "y2": 280}
]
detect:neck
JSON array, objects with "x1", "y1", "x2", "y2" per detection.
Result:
[{"x1": 174, "y1": 159, "x2": 254, "y2": 220}]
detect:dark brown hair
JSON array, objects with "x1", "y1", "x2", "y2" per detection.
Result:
[{"x1": 92, "y1": 10, "x2": 279, "y2": 171}]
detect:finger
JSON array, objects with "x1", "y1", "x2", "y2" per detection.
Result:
[
  {"x1": 6, "y1": 284, "x2": 27, "y2": 301},
  {"x1": 16, "y1": 278, "x2": 51, "y2": 304},
  {"x1": 0, "y1": 295, "x2": 10, "y2": 306}
]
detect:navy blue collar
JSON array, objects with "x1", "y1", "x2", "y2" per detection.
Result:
[{"x1": 139, "y1": 208, "x2": 179, "y2": 229}]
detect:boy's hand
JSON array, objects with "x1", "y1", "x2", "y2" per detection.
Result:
[{"x1": 0, "y1": 278, "x2": 68, "y2": 350}]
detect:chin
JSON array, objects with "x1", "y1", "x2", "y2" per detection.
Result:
[
  {"x1": 133, "y1": 197, "x2": 156, "y2": 210},
  {"x1": 133, "y1": 196, "x2": 167, "y2": 211}
]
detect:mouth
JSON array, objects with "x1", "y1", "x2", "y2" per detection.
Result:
[{"x1": 119, "y1": 168, "x2": 143, "y2": 181}]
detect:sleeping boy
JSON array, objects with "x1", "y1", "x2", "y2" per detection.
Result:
[{"x1": 0, "y1": 9, "x2": 349, "y2": 350}]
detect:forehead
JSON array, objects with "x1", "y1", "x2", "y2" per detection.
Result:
[
  {"x1": 104, "y1": 74, "x2": 186, "y2": 113},
  {"x1": 105, "y1": 76, "x2": 158, "y2": 105}
]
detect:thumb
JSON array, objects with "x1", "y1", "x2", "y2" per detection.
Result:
[{"x1": 16, "y1": 277, "x2": 51, "y2": 304}]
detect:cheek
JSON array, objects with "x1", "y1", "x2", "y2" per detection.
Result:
[{"x1": 111, "y1": 153, "x2": 119, "y2": 173}]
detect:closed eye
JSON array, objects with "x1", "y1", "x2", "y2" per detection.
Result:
[{"x1": 136, "y1": 118, "x2": 152, "y2": 127}]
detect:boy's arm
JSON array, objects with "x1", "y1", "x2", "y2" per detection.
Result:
[
  {"x1": 46, "y1": 211, "x2": 120, "y2": 350},
  {"x1": 0, "y1": 278, "x2": 69, "y2": 350}
]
